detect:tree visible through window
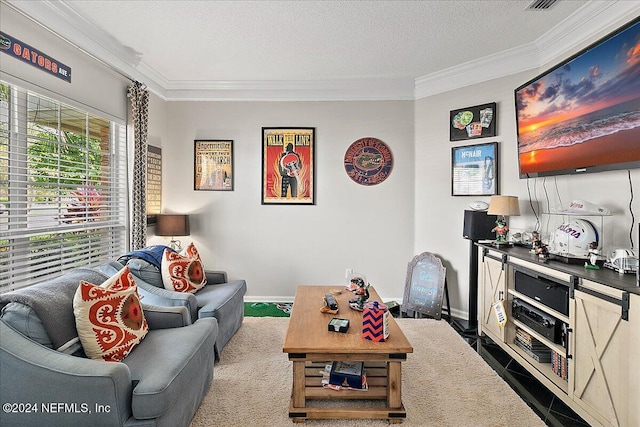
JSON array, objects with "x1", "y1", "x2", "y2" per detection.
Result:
[{"x1": 0, "y1": 82, "x2": 127, "y2": 291}]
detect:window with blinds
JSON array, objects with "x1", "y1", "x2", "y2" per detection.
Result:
[{"x1": 0, "y1": 81, "x2": 128, "y2": 291}]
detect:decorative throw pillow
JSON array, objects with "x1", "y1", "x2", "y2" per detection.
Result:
[
  {"x1": 126, "y1": 258, "x2": 164, "y2": 288},
  {"x1": 73, "y1": 266, "x2": 148, "y2": 362},
  {"x1": 161, "y1": 243, "x2": 207, "y2": 293}
]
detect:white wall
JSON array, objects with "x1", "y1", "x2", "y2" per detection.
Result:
[
  {"x1": 147, "y1": 100, "x2": 416, "y2": 301},
  {"x1": 433, "y1": 9, "x2": 640, "y2": 319},
  {"x1": 415, "y1": 73, "x2": 640, "y2": 320}
]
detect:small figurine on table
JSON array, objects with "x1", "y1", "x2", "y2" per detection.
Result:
[
  {"x1": 492, "y1": 218, "x2": 509, "y2": 244},
  {"x1": 530, "y1": 231, "x2": 541, "y2": 253},
  {"x1": 530, "y1": 232, "x2": 549, "y2": 261},
  {"x1": 585, "y1": 241, "x2": 600, "y2": 270},
  {"x1": 536, "y1": 243, "x2": 549, "y2": 262},
  {"x1": 348, "y1": 277, "x2": 370, "y2": 311}
]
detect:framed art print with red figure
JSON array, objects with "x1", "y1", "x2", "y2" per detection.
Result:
[{"x1": 262, "y1": 127, "x2": 315, "y2": 205}]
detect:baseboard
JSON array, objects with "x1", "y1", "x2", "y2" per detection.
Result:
[
  {"x1": 244, "y1": 296, "x2": 406, "y2": 304},
  {"x1": 245, "y1": 296, "x2": 294, "y2": 303}
]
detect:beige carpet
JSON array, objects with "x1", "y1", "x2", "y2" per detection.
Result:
[{"x1": 190, "y1": 317, "x2": 546, "y2": 427}]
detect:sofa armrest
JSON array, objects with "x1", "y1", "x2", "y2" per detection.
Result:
[
  {"x1": 142, "y1": 304, "x2": 190, "y2": 329},
  {"x1": 0, "y1": 321, "x2": 133, "y2": 427},
  {"x1": 136, "y1": 282, "x2": 198, "y2": 323},
  {"x1": 205, "y1": 270, "x2": 227, "y2": 285}
]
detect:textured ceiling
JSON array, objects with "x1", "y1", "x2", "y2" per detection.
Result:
[
  {"x1": 7, "y1": 0, "x2": 638, "y2": 99},
  {"x1": 59, "y1": 0, "x2": 586, "y2": 82}
]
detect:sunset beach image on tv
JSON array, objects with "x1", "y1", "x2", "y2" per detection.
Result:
[{"x1": 515, "y1": 17, "x2": 640, "y2": 178}]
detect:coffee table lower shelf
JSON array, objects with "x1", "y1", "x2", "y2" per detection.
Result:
[
  {"x1": 288, "y1": 360, "x2": 406, "y2": 424},
  {"x1": 289, "y1": 403, "x2": 407, "y2": 423}
]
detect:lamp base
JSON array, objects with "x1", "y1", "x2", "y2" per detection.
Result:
[{"x1": 169, "y1": 239, "x2": 182, "y2": 251}]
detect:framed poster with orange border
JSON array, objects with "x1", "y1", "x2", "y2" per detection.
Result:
[{"x1": 261, "y1": 127, "x2": 315, "y2": 205}]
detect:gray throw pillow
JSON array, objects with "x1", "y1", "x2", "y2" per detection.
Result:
[
  {"x1": 1, "y1": 302, "x2": 53, "y2": 348},
  {"x1": 127, "y1": 258, "x2": 164, "y2": 288}
]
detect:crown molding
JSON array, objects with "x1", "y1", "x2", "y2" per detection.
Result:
[
  {"x1": 414, "y1": 43, "x2": 540, "y2": 99},
  {"x1": 160, "y1": 78, "x2": 416, "y2": 102},
  {"x1": 6, "y1": 0, "x2": 142, "y2": 76},
  {"x1": 6, "y1": 0, "x2": 639, "y2": 101},
  {"x1": 536, "y1": 0, "x2": 640, "y2": 67}
]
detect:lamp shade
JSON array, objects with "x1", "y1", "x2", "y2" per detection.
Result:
[
  {"x1": 487, "y1": 196, "x2": 520, "y2": 217},
  {"x1": 156, "y1": 214, "x2": 190, "y2": 236}
]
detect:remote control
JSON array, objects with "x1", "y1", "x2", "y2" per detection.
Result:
[{"x1": 324, "y1": 294, "x2": 338, "y2": 310}]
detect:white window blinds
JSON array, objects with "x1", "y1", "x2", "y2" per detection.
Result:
[{"x1": 0, "y1": 81, "x2": 127, "y2": 291}]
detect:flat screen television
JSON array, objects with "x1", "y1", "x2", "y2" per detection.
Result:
[{"x1": 515, "y1": 16, "x2": 640, "y2": 178}]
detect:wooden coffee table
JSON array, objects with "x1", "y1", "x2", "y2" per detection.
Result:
[{"x1": 283, "y1": 285, "x2": 413, "y2": 423}]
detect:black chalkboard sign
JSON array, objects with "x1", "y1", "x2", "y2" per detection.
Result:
[{"x1": 402, "y1": 252, "x2": 447, "y2": 319}]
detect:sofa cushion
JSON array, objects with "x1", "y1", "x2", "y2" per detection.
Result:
[
  {"x1": 127, "y1": 258, "x2": 164, "y2": 287},
  {"x1": 195, "y1": 280, "x2": 246, "y2": 355},
  {"x1": 122, "y1": 317, "x2": 217, "y2": 419},
  {"x1": 73, "y1": 266, "x2": 149, "y2": 362},
  {"x1": 161, "y1": 243, "x2": 207, "y2": 293},
  {"x1": 0, "y1": 302, "x2": 53, "y2": 348},
  {"x1": 118, "y1": 244, "x2": 173, "y2": 268}
]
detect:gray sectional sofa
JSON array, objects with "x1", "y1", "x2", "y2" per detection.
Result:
[{"x1": 0, "y1": 256, "x2": 247, "y2": 427}]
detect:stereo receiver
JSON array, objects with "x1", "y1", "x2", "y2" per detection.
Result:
[{"x1": 512, "y1": 298, "x2": 566, "y2": 345}]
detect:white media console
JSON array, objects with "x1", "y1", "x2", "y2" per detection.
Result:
[{"x1": 476, "y1": 243, "x2": 639, "y2": 427}]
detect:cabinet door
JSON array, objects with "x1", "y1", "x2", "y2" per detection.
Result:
[
  {"x1": 629, "y1": 294, "x2": 640, "y2": 427},
  {"x1": 571, "y1": 285, "x2": 630, "y2": 427},
  {"x1": 479, "y1": 251, "x2": 506, "y2": 342}
]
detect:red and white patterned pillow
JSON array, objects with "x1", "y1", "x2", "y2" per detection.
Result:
[
  {"x1": 161, "y1": 242, "x2": 207, "y2": 293},
  {"x1": 73, "y1": 266, "x2": 148, "y2": 362}
]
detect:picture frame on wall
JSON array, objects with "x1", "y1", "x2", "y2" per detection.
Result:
[
  {"x1": 194, "y1": 140, "x2": 234, "y2": 191},
  {"x1": 261, "y1": 127, "x2": 315, "y2": 205},
  {"x1": 450, "y1": 102, "x2": 497, "y2": 141},
  {"x1": 451, "y1": 141, "x2": 498, "y2": 196}
]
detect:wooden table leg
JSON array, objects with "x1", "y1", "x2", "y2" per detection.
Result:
[
  {"x1": 387, "y1": 361, "x2": 402, "y2": 409},
  {"x1": 292, "y1": 360, "x2": 306, "y2": 409}
]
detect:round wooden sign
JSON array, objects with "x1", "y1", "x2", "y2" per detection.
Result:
[{"x1": 344, "y1": 137, "x2": 393, "y2": 186}]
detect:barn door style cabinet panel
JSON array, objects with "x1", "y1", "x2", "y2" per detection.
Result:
[
  {"x1": 477, "y1": 244, "x2": 640, "y2": 427},
  {"x1": 479, "y1": 249, "x2": 507, "y2": 342}
]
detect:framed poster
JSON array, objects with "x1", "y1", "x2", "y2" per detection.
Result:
[
  {"x1": 451, "y1": 142, "x2": 498, "y2": 196},
  {"x1": 146, "y1": 145, "x2": 162, "y2": 224},
  {"x1": 261, "y1": 127, "x2": 315, "y2": 205},
  {"x1": 194, "y1": 140, "x2": 233, "y2": 191},
  {"x1": 450, "y1": 102, "x2": 496, "y2": 141}
]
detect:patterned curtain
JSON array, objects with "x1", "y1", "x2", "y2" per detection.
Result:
[{"x1": 128, "y1": 81, "x2": 149, "y2": 250}]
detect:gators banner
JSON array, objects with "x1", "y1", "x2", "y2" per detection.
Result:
[{"x1": 0, "y1": 32, "x2": 72, "y2": 83}]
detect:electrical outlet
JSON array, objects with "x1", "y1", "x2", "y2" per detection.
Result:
[{"x1": 345, "y1": 268, "x2": 353, "y2": 279}]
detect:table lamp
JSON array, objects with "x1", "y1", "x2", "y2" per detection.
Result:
[
  {"x1": 487, "y1": 195, "x2": 520, "y2": 245},
  {"x1": 156, "y1": 214, "x2": 190, "y2": 250}
]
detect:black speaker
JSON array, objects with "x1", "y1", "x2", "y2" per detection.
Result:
[{"x1": 463, "y1": 210, "x2": 498, "y2": 241}]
